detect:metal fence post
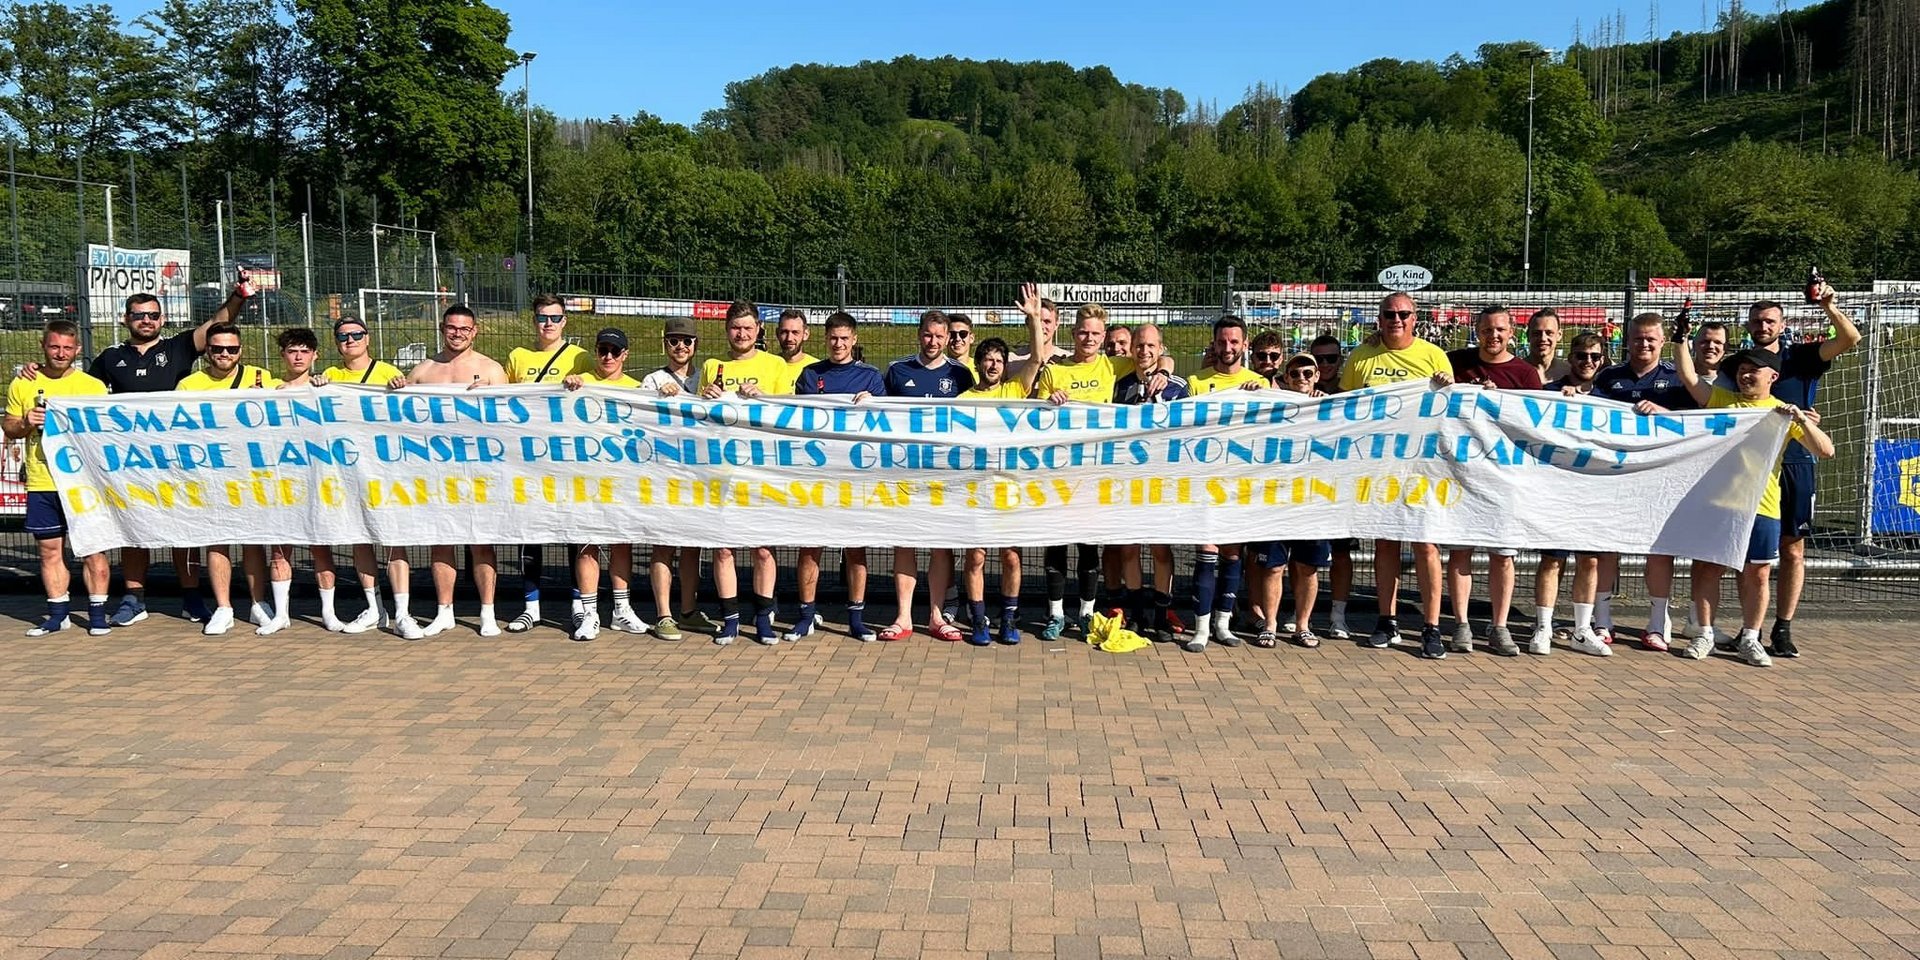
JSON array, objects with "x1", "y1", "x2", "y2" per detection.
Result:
[
  {"x1": 1623, "y1": 269, "x2": 1636, "y2": 322},
  {"x1": 1222, "y1": 265, "x2": 1235, "y2": 315},
  {"x1": 835, "y1": 262, "x2": 847, "y2": 310},
  {"x1": 1858, "y1": 303, "x2": 1884, "y2": 546}
]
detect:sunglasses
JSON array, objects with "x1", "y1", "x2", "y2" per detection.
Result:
[
  {"x1": 536, "y1": 314, "x2": 565, "y2": 325},
  {"x1": 336, "y1": 331, "x2": 367, "y2": 343},
  {"x1": 127, "y1": 311, "x2": 161, "y2": 321},
  {"x1": 664, "y1": 336, "x2": 696, "y2": 347},
  {"x1": 1313, "y1": 353, "x2": 1341, "y2": 364},
  {"x1": 207, "y1": 344, "x2": 241, "y2": 355},
  {"x1": 1379, "y1": 310, "x2": 1415, "y2": 321},
  {"x1": 951, "y1": 330, "x2": 971, "y2": 339},
  {"x1": 1573, "y1": 352, "x2": 1605, "y2": 361},
  {"x1": 595, "y1": 345, "x2": 624, "y2": 357},
  {"x1": 1255, "y1": 351, "x2": 1286, "y2": 362},
  {"x1": 1285, "y1": 368, "x2": 1316, "y2": 380}
]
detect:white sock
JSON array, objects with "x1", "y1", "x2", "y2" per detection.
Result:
[
  {"x1": 1573, "y1": 602, "x2": 1594, "y2": 633},
  {"x1": 479, "y1": 603, "x2": 495, "y2": 623},
  {"x1": 1077, "y1": 598, "x2": 1095, "y2": 618},
  {"x1": 271, "y1": 578, "x2": 291, "y2": 620},
  {"x1": 1194, "y1": 612, "x2": 1213, "y2": 639},
  {"x1": 1595, "y1": 592, "x2": 1614, "y2": 632},
  {"x1": 393, "y1": 592, "x2": 411, "y2": 619},
  {"x1": 319, "y1": 586, "x2": 337, "y2": 621},
  {"x1": 579, "y1": 594, "x2": 598, "y2": 621},
  {"x1": 1534, "y1": 605, "x2": 1554, "y2": 628},
  {"x1": 1047, "y1": 598, "x2": 1064, "y2": 619},
  {"x1": 1646, "y1": 596, "x2": 1670, "y2": 636},
  {"x1": 434, "y1": 603, "x2": 454, "y2": 620},
  {"x1": 522, "y1": 599, "x2": 541, "y2": 620},
  {"x1": 1737, "y1": 627, "x2": 1759, "y2": 643},
  {"x1": 363, "y1": 585, "x2": 380, "y2": 611}
]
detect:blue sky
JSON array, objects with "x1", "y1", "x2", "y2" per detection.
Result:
[{"x1": 496, "y1": 0, "x2": 1730, "y2": 125}]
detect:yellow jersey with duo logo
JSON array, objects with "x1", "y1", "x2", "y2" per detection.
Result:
[
  {"x1": 580, "y1": 371, "x2": 641, "y2": 387},
  {"x1": 963, "y1": 380, "x2": 1031, "y2": 400},
  {"x1": 1339, "y1": 339, "x2": 1451, "y2": 390},
  {"x1": 322, "y1": 360, "x2": 405, "y2": 386},
  {"x1": 698, "y1": 351, "x2": 792, "y2": 396},
  {"x1": 1187, "y1": 366, "x2": 1268, "y2": 394},
  {"x1": 177, "y1": 364, "x2": 281, "y2": 391},
  {"x1": 1034, "y1": 354, "x2": 1135, "y2": 403},
  {"x1": 508, "y1": 343, "x2": 590, "y2": 384},
  {"x1": 6, "y1": 370, "x2": 107, "y2": 492}
]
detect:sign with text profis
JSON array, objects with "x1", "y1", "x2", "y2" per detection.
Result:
[{"x1": 84, "y1": 246, "x2": 191, "y2": 323}]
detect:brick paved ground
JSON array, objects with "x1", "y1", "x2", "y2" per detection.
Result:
[{"x1": 0, "y1": 596, "x2": 1915, "y2": 960}]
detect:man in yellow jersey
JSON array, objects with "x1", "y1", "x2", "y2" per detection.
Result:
[
  {"x1": 5, "y1": 319, "x2": 112, "y2": 637},
  {"x1": 773, "y1": 309, "x2": 817, "y2": 393},
  {"x1": 945, "y1": 313, "x2": 979, "y2": 377},
  {"x1": 176, "y1": 322, "x2": 280, "y2": 636},
  {"x1": 1179, "y1": 316, "x2": 1266, "y2": 651},
  {"x1": 1338, "y1": 291, "x2": 1454, "y2": 660},
  {"x1": 558, "y1": 328, "x2": 650, "y2": 641},
  {"x1": 312, "y1": 317, "x2": 400, "y2": 633},
  {"x1": 246, "y1": 328, "x2": 325, "y2": 636},
  {"x1": 388, "y1": 304, "x2": 508, "y2": 639},
  {"x1": 504, "y1": 294, "x2": 591, "y2": 634},
  {"x1": 698, "y1": 300, "x2": 791, "y2": 644}
]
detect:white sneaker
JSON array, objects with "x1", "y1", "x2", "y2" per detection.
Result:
[
  {"x1": 248, "y1": 602, "x2": 274, "y2": 628},
  {"x1": 1528, "y1": 623, "x2": 1553, "y2": 655},
  {"x1": 1570, "y1": 626, "x2": 1612, "y2": 657},
  {"x1": 477, "y1": 613, "x2": 501, "y2": 637},
  {"x1": 1684, "y1": 628, "x2": 1716, "y2": 660},
  {"x1": 571, "y1": 613, "x2": 600, "y2": 642},
  {"x1": 341, "y1": 607, "x2": 382, "y2": 634},
  {"x1": 393, "y1": 614, "x2": 425, "y2": 641},
  {"x1": 322, "y1": 611, "x2": 347, "y2": 632},
  {"x1": 611, "y1": 607, "x2": 651, "y2": 634},
  {"x1": 255, "y1": 614, "x2": 289, "y2": 636},
  {"x1": 203, "y1": 607, "x2": 235, "y2": 636},
  {"x1": 1735, "y1": 632, "x2": 1773, "y2": 667},
  {"x1": 420, "y1": 609, "x2": 456, "y2": 637}
]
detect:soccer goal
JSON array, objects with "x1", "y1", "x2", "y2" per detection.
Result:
[{"x1": 356, "y1": 287, "x2": 450, "y2": 368}]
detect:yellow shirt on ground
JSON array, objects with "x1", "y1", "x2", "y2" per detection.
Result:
[
  {"x1": 580, "y1": 371, "x2": 641, "y2": 387},
  {"x1": 508, "y1": 343, "x2": 591, "y2": 384},
  {"x1": 698, "y1": 351, "x2": 793, "y2": 396},
  {"x1": 963, "y1": 380, "x2": 1031, "y2": 400},
  {"x1": 322, "y1": 360, "x2": 404, "y2": 386},
  {"x1": 1188, "y1": 366, "x2": 1268, "y2": 394},
  {"x1": 1708, "y1": 387, "x2": 1804, "y2": 520},
  {"x1": 1339, "y1": 339, "x2": 1451, "y2": 390},
  {"x1": 177, "y1": 365, "x2": 281, "y2": 391},
  {"x1": 6, "y1": 370, "x2": 107, "y2": 492},
  {"x1": 1035, "y1": 355, "x2": 1136, "y2": 403}
]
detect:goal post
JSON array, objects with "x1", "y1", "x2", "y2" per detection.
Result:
[{"x1": 356, "y1": 287, "x2": 449, "y2": 368}]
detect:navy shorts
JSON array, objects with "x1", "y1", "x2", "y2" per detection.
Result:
[
  {"x1": 1249, "y1": 541, "x2": 1288, "y2": 568},
  {"x1": 1746, "y1": 516, "x2": 1782, "y2": 565},
  {"x1": 1286, "y1": 539, "x2": 1332, "y2": 568},
  {"x1": 24, "y1": 490, "x2": 66, "y2": 540},
  {"x1": 1539, "y1": 549, "x2": 1573, "y2": 561},
  {"x1": 1779, "y1": 461, "x2": 1816, "y2": 539}
]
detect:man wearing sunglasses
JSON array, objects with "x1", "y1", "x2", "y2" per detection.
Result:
[
  {"x1": 503, "y1": 295, "x2": 591, "y2": 635},
  {"x1": 639, "y1": 317, "x2": 704, "y2": 641},
  {"x1": 312, "y1": 317, "x2": 402, "y2": 635},
  {"x1": 1339, "y1": 292, "x2": 1453, "y2": 660},
  {"x1": 558, "y1": 329, "x2": 649, "y2": 641},
  {"x1": 1306, "y1": 334, "x2": 1356, "y2": 640},
  {"x1": 176, "y1": 322, "x2": 281, "y2": 636},
  {"x1": 1442, "y1": 306, "x2": 1543, "y2": 657},
  {"x1": 1532, "y1": 332, "x2": 1608, "y2": 655},
  {"x1": 386, "y1": 304, "x2": 508, "y2": 640}
]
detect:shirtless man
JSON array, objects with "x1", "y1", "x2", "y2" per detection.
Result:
[{"x1": 385, "y1": 304, "x2": 508, "y2": 639}]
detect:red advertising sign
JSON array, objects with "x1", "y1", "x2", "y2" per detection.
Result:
[
  {"x1": 692, "y1": 300, "x2": 730, "y2": 319},
  {"x1": 1648, "y1": 277, "x2": 1707, "y2": 294},
  {"x1": 1269, "y1": 283, "x2": 1328, "y2": 293}
]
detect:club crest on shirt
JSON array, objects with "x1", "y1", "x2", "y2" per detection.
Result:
[
  {"x1": 154, "y1": 353, "x2": 169, "y2": 367},
  {"x1": 939, "y1": 378, "x2": 954, "y2": 393}
]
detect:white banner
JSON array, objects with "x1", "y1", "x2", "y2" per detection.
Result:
[
  {"x1": 1038, "y1": 283, "x2": 1163, "y2": 305},
  {"x1": 42, "y1": 383, "x2": 1789, "y2": 566},
  {"x1": 85, "y1": 245, "x2": 191, "y2": 322}
]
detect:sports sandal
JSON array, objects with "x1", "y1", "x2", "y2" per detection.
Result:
[
  {"x1": 877, "y1": 624, "x2": 913, "y2": 642},
  {"x1": 931, "y1": 622, "x2": 965, "y2": 642}
]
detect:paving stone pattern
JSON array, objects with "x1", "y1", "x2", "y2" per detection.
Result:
[{"x1": 0, "y1": 602, "x2": 1916, "y2": 959}]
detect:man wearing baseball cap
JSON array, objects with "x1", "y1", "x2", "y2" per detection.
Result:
[
  {"x1": 640, "y1": 316, "x2": 704, "y2": 642},
  {"x1": 561, "y1": 328, "x2": 646, "y2": 640}
]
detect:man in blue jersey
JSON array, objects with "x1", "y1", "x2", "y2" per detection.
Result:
[
  {"x1": 793, "y1": 312, "x2": 887, "y2": 642},
  {"x1": 1588, "y1": 311, "x2": 1695, "y2": 656},
  {"x1": 1742, "y1": 287, "x2": 1860, "y2": 657},
  {"x1": 877, "y1": 311, "x2": 974, "y2": 641},
  {"x1": 1110, "y1": 323, "x2": 1189, "y2": 642}
]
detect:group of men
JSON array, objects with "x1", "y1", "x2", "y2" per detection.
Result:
[{"x1": 10, "y1": 283, "x2": 1855, "y2": 668}]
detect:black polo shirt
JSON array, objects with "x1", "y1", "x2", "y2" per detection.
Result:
[{"x1": 91, "y1": 330, "x2": 202, "y2": 393}]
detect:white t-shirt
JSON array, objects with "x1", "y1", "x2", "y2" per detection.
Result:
[{"x1": 641, "y1": 366, "x2": 697, "y2": 392}]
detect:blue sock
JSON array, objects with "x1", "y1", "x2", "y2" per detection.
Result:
[
  {"x1": 970, "y1": 599, "x2": 988, "y2": 627},
  {"x1": 848, "y1": 601, "x2": 866, "y2": 636},
  {"x1": 1217, "y1": 556, "x2": 1242, "y2": 614},
  {"x1": 45, "y1": 598, "x2": 69, "y2": 626},
  {"x1": 88, "y1": 598, "x2": 107, "y2": 625},
  {"x1": 1193, "y1": 552, "x2": 1219, "y2": 620},
  {"x1": 796, "y1": 602, "x2": 816, "y2": 633}
]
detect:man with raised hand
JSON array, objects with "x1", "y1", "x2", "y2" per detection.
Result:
[
  {"x1": 876, "y1": 310, "x2": 973, "y2": 642},
  {"x1": 794, "y1": 312, "x2": 887, "y2": 643},
  {"x1": 1588, "y1": 311, "x2": 1697, "y2": 655},
  {"x1": 1524, "y1": 308, "x2": 1570, "y2": 384},
  {"x1": 1182, "y1": 316, "x2": 1267, "y2": 651},
  {"x1": 1742, "y1": 287, "x2": 1860, "y2": 658},
  {"x1": 6, "y1": 319, "x2": 112, "y2": 637},
  {"x1": 1443, "y1": 306, "x2": 1542, "y2": 657},
  {"x1": 504, "y1": 294, "x2": 591, "y2": 635},
  {"x1": 387, "y1": 303, "x2": 509, "y2": 640},
  {"x1": 639, "y1": 316, "x2": 704, "y2": 641},
  {"x1": 698, "y1": 300, "x2": 792, "y2": 644},
  {"x1": 82, "y1": 285, "x2": 246, "y2": 627},
  {"x1": 1339, "y1": 292, "x2": 1455, "y2": 660},
  {"x1": 313, "y1": 316, "x2": 402, "y2": 634},
  {"x1": 557, "y1": 328, "x2": 649, "y2": 641},
  {"x1": 1008, "y1": 287, "x2": 1067, "y2": 386},
  {"x1": 1110, "y1": 324, "x2": 1188, "y2": 644},
  {"x1": 176, "y1": 321, "x2": 282, "y2": 636}
]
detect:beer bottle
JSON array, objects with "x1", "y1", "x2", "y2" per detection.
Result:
[
  {"x1": 714, "y1": 363, "x2": 726, "y2": 392},
  {"x1": 1805, "y1": 266, "x2": 1824, "y2": 305},
  {"x1": 253, "y1": 369, "x2": 263, "y2": 388},
  {"x1": 1673, "y1": 297, "x2": 1694, "y2": 342}
]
